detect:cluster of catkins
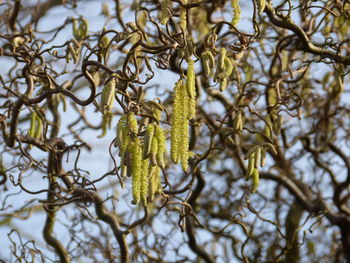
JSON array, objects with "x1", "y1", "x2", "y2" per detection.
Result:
[
  {"x1": 244, "y1": 143, "x2": 277, "y2": 192},
  {"x1": 201, "y1": 47, "x2": 234, "y2": 92},
  {"x1": 170, "y1": 58, "x2": 196, "y2": 172},
  {"x1": 115, "y1": 113, "x2": 165, "y2": 205}
]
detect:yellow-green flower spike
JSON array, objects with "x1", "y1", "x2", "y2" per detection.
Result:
[
  {"x1": 186, "y1": 59, "x2": 195, "y2": 98},
  {"x1": 79, "y1": 18, "x2": 89, "y2": 39},
  {"x1": 254, "y1": 147, "x2": 261, "y2": 168},
  {"x1": 131, "y1": 138, "x2": 142, "y2": 205},
  {"x1": 201, "y1": 50, "x2": 215, "y2": 76},
  {"x1": 251, "y1": 168, "x2": 259, "y2": 193},
  {"x1": 100, "y1": 78, "x2": 116, "y2": 114},
  {"x1": 202, "y1": 53, "x2": 211, "y2": 76},
  {"x1": 72, "y1": 17, "x2": 89, "y2": 41},
  {"x1": 231, "y1": 0, "x2": 241, "y2": 26},
  {"x1": 33, "y1": 114, "x2": 43, "y2": 140},
  {"x1": 159, "y1": 0, "x2": 172, "y2": 25},
  {"x1": 153, "y1": 108, "x2": 162, "y2": 121},
  {"x1": 233, "y1": 110, "x2": 243, "y2": 133},
  {"x1": 28, "y1": 111, "x2": 37, "y2": 138},
  {"x1": 218, "y1": 48, "x2": 227, "y2": 71},
  {"x1": 143, "y1": 124, "x2": 155, "y2": 159},
  {"x1": 120, "y1": 163, "x2": 127, "y2": 178},
  {"x1": 180, "y1": 98, "x2": 189, "y2": 170},
  {"x1": 150, "y1": 136, "x2": 158, "y2": 167},
  {"x1": 179, "y1": 84, "x2": 190, "y2": 172},
  {"x1": 218, "y1": 57, "x2": 233, "y2": 91},
  {"x1": 171, "y1": 76, "x2": 192, "y2": 171},
  {"x1": 140, "y1": 158, "x2": 150, "y2": 206},
  {"x1": 171, "y1": 79, "x2": 184, "y2": 164},
  {"x1": 127, "y1": 113, "x2": 138, "y2": 135},
  {"x1": 72, "y1": 19, "x2": 81, "y2": 41},
  {"x1": 179, "y1": 7, "x2": 187, "y2": 31},
  {"x1": 148, "y1": 165, "x2": 157, "y2": 201},
  {"x1": 180, "y1": 117, "x2": 189, "y2": 172},
  {"x1": 219, "y1": 78, "x2": 228, "y2": 92},
  {"x1": 258, "y1": 0, "x2": 266, "y2": 15},
  {"x1": 98, "y1": 112, "x2": 113, "y2": 138},
  {"x1": 273, "y1": 115, "x2": 283, "y2": 136},
  {"x1": 124, "y1": 148, "x2": 133, "y2": 178},
  {"x1": 260, "y1": 147, "x2": 266, "y2": 167},
  {"x1": 155, "y1": 125, "x2": 166, "y2": 169},
  {"x1": 206, "y1": 50, "x2": 215, "y2": 68},
  {"x1": 115, "y1": 115, "x2": 130, "y2": 155},
  {"x1": 223, "y1": 57, "x2": 233, "y2": 78},
  {"x1": 120, "y1": 149, "x2": 130, "y2": 178},
  {"x1": 186, "y1": 59, "x2": 196, "y2": 120},
  {"x1": 246, "y1": 152, "x2": 255, "y2": 180},
  {"x1": 155, "y1": 166, "x2": 162, "y2": 194}
]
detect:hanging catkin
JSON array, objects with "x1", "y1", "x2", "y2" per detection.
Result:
[
  {"x1": 186, "y1": 58, "x2": 196, "y2": 120},
  {"x1": 170, "y1": 79, "x2": 185, "y2": 164},
  {"x1": 131, "y1": 137, "x2": 142, "y2": 204},
  {"x1": 170, "y1": 78, "x2": 190, "y2": 172},
  {"x1": 231, "y1": 0, "x2": 241, "y2": 26}
]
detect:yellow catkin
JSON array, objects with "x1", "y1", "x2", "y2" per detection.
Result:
[
  {"x1": 120, "y1": 163, "x2": 127, "y2": 178},
  {"x1": 246, "y1": 152, "x2": 255, "y2": 180},
  {"x1": 258, "y1": 0, "x2": 266, "y2": 15},
  {"x1": 260, "y1": 147, "x2": 266, "y2": 167},
  {"x1": 79, "y1": 18, "x2": 89, "y2": 38},
  {"x1": 180, "y1": 117, "x2": 189, "y2": 172},
  {"x1": 201, "y1": 50, "x2": 215, "y2": 76},
  {"x1": 28, "y1": 111, "x2": 37, "y2": 138},
  {"x1": 131, "y1": 138, "x2": 142, "y2": 204},
  {"x1": 155, "y1": 125, "x2": 166, "y2": 169},
  {"x1": 159, "y1": 0, "x2": 172, "y2": 25},
  {"x1": 100, "y1": 78, "x2": 115, "y2": 114},
  {"x1": 219, "y1": 78, "x2": 228, "y2": 92},
  {"x1": 33, "y1": 114, "x2": 43, "y2": 140},
  {"x1": 202, "y1": 53, "x2": 211, "y2": 76},
  {"x1": 254, "y1": 147, "x2": 261, "y2": 168},
  {"x1": 179, "y1": 7, "x2": 187, "y2": 31},
  {"x1": 186, "y1": 58, "x2": 196, "y2": 120},
  {"x1": 233, "y1": 110, "x2": 242, "y2": 133},
  {"x1": 148, "y1": 166, "x2": 156, "y2": 201},
  {"x1": 72, "y1": 18, "x2": 89, "y2": 41},
  {"x1": 72, "y1": 19, "x2": 81, "y2": 41},
  {"x1": 223, "y1": 57, "x2": 233, "y2": 78},
  {"x1": 251, "y1": 168, "x2": 259, "y2": 193},
  {"x1": 143, "y1": 124, "x2": 155, "y2": 159},
  {"x1": 170, "y1": 79, "x2": 184, "y2": 163},
  {"x1": 127, "y1": 112, "x2": 138, "y2": 135},
  {"x1": 150, "y1": 136, "x2": 158, "y2": 166},
  {"x1": 171, "y1": 77, "x2": 191, "y2": 171},
  {"x1": 217, "y1": 56, "x2": 233, "y2": 91},
  {"x1": 140, "y1": 158, "x2": 150, "y2": 206},
  {"x1": 155, "y1": 166, "x2": 162, "y2": 194},
  {"x1": 179, "y1": 81, "x2": 190, "y2": 172},
  {"x1": 98, "y1": 112, "x2": 113, "y2": 138},
  {"x1": 122, "y1": 148, "x2": 133, "y2": 178},
  {"x1": 115, "y1": 115, "x2": 129, "y2": 153},
  {"x1": 231, "y1": 0, "x2": 241, "y2": 26},
  {"x1": 218, "y1": 48, "x2": 227, "y2": 71}
]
